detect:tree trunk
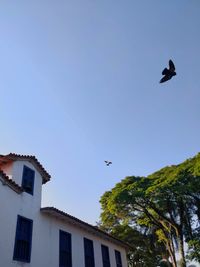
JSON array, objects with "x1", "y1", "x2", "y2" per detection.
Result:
[
  {"x1": 177, "y1": 201, "x2": 186, "y2": 267},
  {"x1": 166, "y1": 240, "x2": 177, "y2": 267},
  {"x1": 178, "y1": 235, "x2": 186, "y2": 267},
  {"x1": 170, "y1": 243, "x2": 177, "y2": 267},
  {"x1": 161, "y1": 228, "x2": 177, "y2": 267}
]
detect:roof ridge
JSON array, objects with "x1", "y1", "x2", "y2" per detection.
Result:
[{"x1": 1, "y1": 153, "x2": 51, "y2": 184}]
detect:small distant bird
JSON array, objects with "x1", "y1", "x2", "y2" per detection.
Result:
[
  {"x1": 104, "y1": 160, "x2": 112, "y2": 166},
  {"x1": 160, "y1": 59, "x2": 176, "y2": 83}
]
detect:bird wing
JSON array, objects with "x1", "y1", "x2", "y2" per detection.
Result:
[
  {"x1": 160, "y1": 75, "x2": 170, "y2": 83},
  {"x1": 169, "y1": 60, "x2": 175, "y2": 71},
  {"x1": 162, "y1": 68, "x2": 169, "y2": 75}
]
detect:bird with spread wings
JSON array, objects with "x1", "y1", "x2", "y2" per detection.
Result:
[
  {"x1": 160, "y1": 59, "x2": 176, "y2": 83},
  {"x1": 104, "y1": 160, "x2": 112, "y2": 166}
]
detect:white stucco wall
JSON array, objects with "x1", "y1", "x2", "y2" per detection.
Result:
[
  {"x1": 0, "y1": 160, "x2": 128, "y2": 267},
  {"x1": 0, "y1": 160, "x2": 44, "y2": 267},
  {"x1": 0, "y1": 160, "x2": 43, "y2": 209},
  {"x1": 30, "y1": 213, "x2": 127, "y2": 267}
]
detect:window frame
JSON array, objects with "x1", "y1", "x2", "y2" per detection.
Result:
[
  {"x1": 101, "y1": 244, "x2": 111, "y2": 267},
  {"x1": 13, "y1": 215, "x2": 33, "y2": 263},
  {"x1": 59, "y1": 230, "x2": 72, "y2": 267},
  {"x1": 115, "y1": 250, "x2": 122, "y2": 267},
  {"x1": 22, "y1": 165, "x2": 35, "y2": 195},
  {"x1": 84, "y1": 237, "x2": 95, "y2": 267}
]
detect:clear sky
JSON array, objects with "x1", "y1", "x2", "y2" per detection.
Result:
[{"x1": 0, "y1": 1, "x2": 200, "y2": 225}]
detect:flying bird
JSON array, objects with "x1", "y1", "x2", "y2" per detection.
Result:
[
  {"x1": 160, "y1": 60, "x2": 176, "y2": 83},
  {"x1": 104, "y1": 160, "x2": 112, "y2": 166}
]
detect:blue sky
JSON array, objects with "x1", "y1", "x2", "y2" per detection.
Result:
[{"x1": 1, "y1": 1, "x2": 200, "y2": 224}]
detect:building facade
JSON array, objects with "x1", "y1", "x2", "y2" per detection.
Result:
[{"x1": 0, "y1": 153, "x2": 128, "y2": 267}]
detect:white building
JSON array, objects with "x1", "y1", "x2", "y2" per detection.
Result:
[{"x1": 0, "y1": 153, "x2": 129, "y2": 267}]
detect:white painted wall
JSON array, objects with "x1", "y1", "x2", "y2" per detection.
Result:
[
  {"x1": 0, "y1": 160, "x2": 128, "y2": 267},
  {"x1": 0, "y1": 160, "x2": 43, "y2": 208},
  {"x1": 31, "y1": 213, "x2": 127, "y2": 267}
]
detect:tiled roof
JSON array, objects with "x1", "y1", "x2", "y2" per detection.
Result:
[
  {"x1": 0, "y1": 170, "x2": 23, "y2": 194},
  {"x1": 0, "y1": 153, "x2": 51, "y2": 184},
  {"x1": 41, "y1": 207, "x2": 131, "y2": 250}
]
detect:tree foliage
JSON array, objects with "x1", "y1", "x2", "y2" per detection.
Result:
[{"x1": 99, "y1": 153, "x2": 200, "y2": 267}]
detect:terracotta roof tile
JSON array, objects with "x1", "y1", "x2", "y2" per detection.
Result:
[
  {"x1": 0, "y1": 153, "x2": 51, "y2": 184},
  {"x1": 0, "y1": 170, "x2": 23, "y2": 193}
]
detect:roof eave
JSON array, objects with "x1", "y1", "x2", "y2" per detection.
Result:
[
  {"x1": 0, "y1": 171, "x2": 23, "y2": 194},
  {"x1": 41, "y1": 207, "x2": 131, "y2": 251},
  {"x1": 0, "y1": 154, "x2": 51, "y2": 184}
]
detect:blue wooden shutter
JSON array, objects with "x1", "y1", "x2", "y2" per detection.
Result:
[
  {"x1": 115, "y1": 250, "x2": 122, "y2": 267},
  {"x1": 22, "y1": 166, "x2": 35, "y2": 195},
  {"x1": 59, "y1": 230, "x2": 72, "y2": 267},
  {"x1": 84, "y1": 238, "x2": 95, "y2": 267},
  {"x1": 13, "y1": 215, "x2": 33, "y2": 263},
  {"x1": 101, "y1": 245, "x2": 110, "y2": 267}
]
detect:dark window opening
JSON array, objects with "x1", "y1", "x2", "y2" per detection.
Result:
[
  {"x1": 13, "y1": 215, "x2": 33, "y2": 263},
  {"x1": 22, "y1": 165, "x2": 35, "y2": 195},
  {"x1": 101, "y1": 245, "x2": 110, "y2": 267},
  {"x1": 115, "y1": 250, "x2": 122, "y2": 267},
  {"x1": 84, "y1": 238, "x2": 95, "y2": 267},
  {"x1": 59, "y1": 230, "x2": 72, "y2": 267}
]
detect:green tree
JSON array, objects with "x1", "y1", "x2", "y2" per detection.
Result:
[
  {"x1": 99, "y1": 153, "x2": 200, "y2": 267},
  {"x1": 187, "y1": 229, "x2": 200, "y2": 263},
  {"x1": 99, "y1": 222, "x2": 163, "y2": 267},
  {"x1": 99, "y1": 176, "x2": 168, "y2": 266}
]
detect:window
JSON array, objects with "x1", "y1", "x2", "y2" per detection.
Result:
[
  {"x1": 101, "y1": 245, "x2": 110, "y2": 267},
  {"x1": 84, "y1": 238, "x2": 95, "y2": 267},
  {"x1": 59, "y1": 230, "x2": 72, "y2": 267},
  {"x1": 115, "y1": 250, "x2": 122, "y2": 267},
  {"x1": 13, "y1": 215, "x2": 33, "y2": 263},
  {"x1": 22, "y1": 165, "x2": 35, "y2": 195}
]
